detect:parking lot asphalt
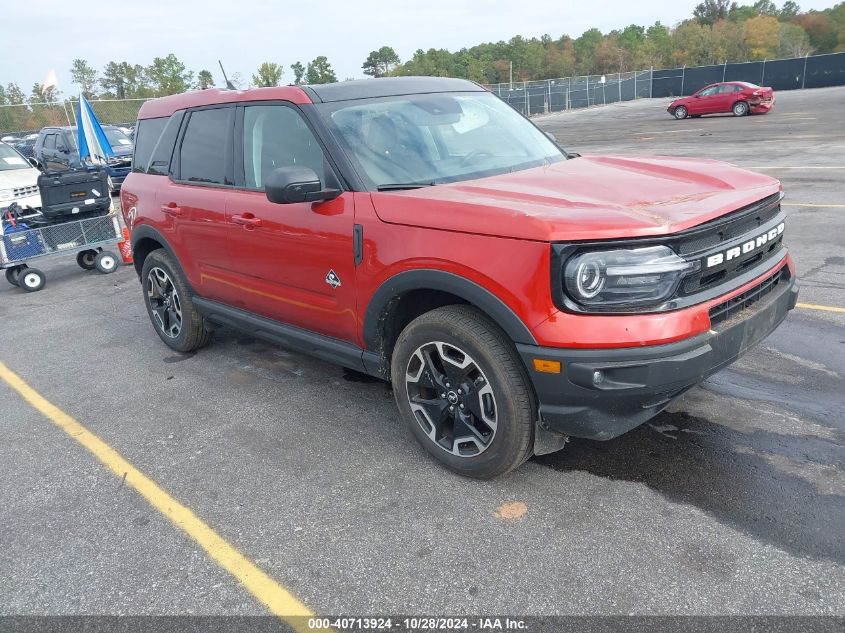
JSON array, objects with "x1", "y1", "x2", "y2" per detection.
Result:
[{"x1": 1, "y1": 86, "x2": 844, "y2": 620}]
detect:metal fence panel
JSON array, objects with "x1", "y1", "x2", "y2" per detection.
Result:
[
  {"x1": 804, "y1": 52, "x2": 845, "y2": 88},
  {"x1": 724, "y1": 61, "x2": 765, "y2": 86},
  {"x1": 682, "y1": 64, "x2": 725, "y2": 95},
  {"x1": 763, "y1": 57, "x2": 805, "y2": 90}
]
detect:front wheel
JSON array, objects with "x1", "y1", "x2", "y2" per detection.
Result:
[
  {"x1": 673, "y1": 106, "x2": 688, "y2": 119},
  {"x1": 94, "y1": 250, "x2": 118, "y2": 274},
  {"x1": 19, "y1": 268, "x2": 46, "y2": 292},
  {"x1": 733, "y1": 101, "x2": 749, "y2": 116},
  {"x1": 390, "y1": 305, "x2": 535, "y2": 479}
]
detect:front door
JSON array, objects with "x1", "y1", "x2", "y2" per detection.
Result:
[
  {"x1": 224, "y1": 103, "x2": 358, "y2": 343},
  {"x1": 689, "y1": 85, "x2": 720, "y2": 115}
]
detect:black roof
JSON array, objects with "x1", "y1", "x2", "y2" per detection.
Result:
[{"x1": 304, "y1": 76, "x2": 484, "y2": 103}]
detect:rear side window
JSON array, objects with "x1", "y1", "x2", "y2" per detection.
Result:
[
  {"x1": 179, "y1": 108, "x2": 232, "y2": 185},
  {"x1": 133, "y1": 117, "x2": 167, "y2": 173},
  {"x1": 148, "y1": 111, "x2": 185, "y2": 176}
]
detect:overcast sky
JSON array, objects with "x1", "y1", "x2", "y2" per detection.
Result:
[{"x1": 0, "y1": 0, "x2": 837, "y2": 94}]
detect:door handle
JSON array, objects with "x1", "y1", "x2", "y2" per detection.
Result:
[
  {"x1": 231, "y1": 214, "x2": 262, "y2": 228},
  {"x1": 161, "y1": 203, "x2": 182, "y2": 216}
]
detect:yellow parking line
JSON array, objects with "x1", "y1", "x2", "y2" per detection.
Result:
[
  {"x1": 0, "y1": 361, "x2": 319, "y2": 632},
  {"x1": 796, "y1": 303, "x2": 845, "y2": 314}
]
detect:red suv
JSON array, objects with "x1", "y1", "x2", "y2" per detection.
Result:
[{"x1": 122, "y1": 77, "x2": 797, "y2": 478}]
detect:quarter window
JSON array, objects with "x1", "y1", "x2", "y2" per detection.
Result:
[
  {"x1": 242, "y1": 105, "x2": 325, "y2": 189},
  {"x1": 180, "y1": 108, "x2": 232, "y2": 185}
]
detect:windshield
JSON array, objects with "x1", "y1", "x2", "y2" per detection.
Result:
[
  {"x1": 315, "y1": 91, "x2": 565, "y2": 189},
  {"x1": 65, "y1": 127, "x2": 132, "y2": 151},
  {"x1": 0, "y1": 143, "x2": 30, "y2": 171},
  {"x1": 104, "y1": 127, "x2": 132, "y2": 148}
]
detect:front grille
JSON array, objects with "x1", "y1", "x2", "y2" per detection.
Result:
[
  {"x1": 12, "y1": 185, "x2": 38, "y2": 199},
  {"x1": 708, "y1": 266, "x2": 789, "y2": 326},
  {"x1": 673, "y1": 194, "x2": 786, "y2": 296}
]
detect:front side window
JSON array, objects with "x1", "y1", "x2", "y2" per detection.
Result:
[
  {"x1": 242, "y1": 105, "x2": 325, "y2": 189},
  {"x1": 179, "y1": 108, "x2": 232, "y2": 185},
  {"x1": 698, "y1": 86, "x2": 719, "y2": 97},
  {"x1": 43, "y1": 134, "x2": 56, "y2": 150},
  {"x1": 315, "y1": 91, "x2": 564, "y2": 190}
]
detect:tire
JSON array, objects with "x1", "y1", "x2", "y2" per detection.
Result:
[
  {"x1": 390, "y1": 305, "x2": 535, "y2": 479},
  {"x1": 733, "y1": 101, "x2": 748, "y2": 116},
  {"x1": 5, "y1": 265, "x2": 26, "y2": 287},
  {"x1": 141, "y1": 248, "x2": 211, "y2": 352},
  {"x1": 19, "y1": 268, "x2": 45, "y2": 292},
  {"x1": 76, "y1": 249, "x2": 98, "y2": 270},
  {"x1": 673, "y1": 106, "x2": 688, "y2": 119},
  {"x1": 94, "y1": 250, "x2": 118, "y2": 274}
]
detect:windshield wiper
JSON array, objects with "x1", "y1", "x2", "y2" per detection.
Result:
[{"x1": 376, "y1": 182, "x2": 436, "y2": 191}]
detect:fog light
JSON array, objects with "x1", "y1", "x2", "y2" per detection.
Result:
[{"x1": 593, "y1": 370, "x2": 605, "y2": 385}]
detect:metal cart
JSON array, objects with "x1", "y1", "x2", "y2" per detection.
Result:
[{"x1": 1, "y1": 212, "x2": 122, "y2": 292}]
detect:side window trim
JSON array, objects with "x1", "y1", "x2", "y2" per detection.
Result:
[{"x1": 172, "y1": 104, "x2": 235, "y2": 188}]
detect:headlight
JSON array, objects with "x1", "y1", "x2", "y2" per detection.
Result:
[
  {"x1": 0, "y1": 189, "x2": 12, "y2": 201},
  {"x1": 563, "y1": 245, "x2": 699, "y2": 309}
]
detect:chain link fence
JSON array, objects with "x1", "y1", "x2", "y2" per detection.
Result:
[
  {"x1": 487, "y1": 51, "x2": 845, "y2": 116},
  {"x1": 0, "y1": 99, "x2": 148, "y2": 137}
]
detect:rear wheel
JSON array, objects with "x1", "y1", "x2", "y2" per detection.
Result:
[
  {"x1": 673, "y1": 106, "x2": 688, "y2": 119},
  {"x1": 733, "y1": 101, "x2": 749, "y2": 116},
  {"x1": 5, "y1": 265, "x2": 26, "y2": 286},
  {"x1": 76, "y1": 249, "x2": 98, "y2": 270},
  {"x1": 390, "y1": 305, "x2": 535, "y2": 479},
  {"x1": 19, "y1": 268, "x2": 45, "y2": 292},
  {"x1": 141, "y1": 249, "x2": 211, "y2": 352}
]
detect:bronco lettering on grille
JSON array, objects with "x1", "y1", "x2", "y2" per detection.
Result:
[{"x1": 705, "y1": 222, "x2": 785, "y2": 269}]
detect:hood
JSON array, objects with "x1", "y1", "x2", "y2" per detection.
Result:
[
  {"x1": 0, "y1": 166, "x2": 39, "y2": 190},
  {"x1": 369, "y1": 155, "x2": 780, "y2": 242}
]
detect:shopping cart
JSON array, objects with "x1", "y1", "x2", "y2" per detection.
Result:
[{"x1": 1, "y1": 210, "x2": 123, "y2": 292}]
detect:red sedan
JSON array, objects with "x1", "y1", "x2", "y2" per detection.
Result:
[{"x1": 668, "y1": 82, "x2": 775, "y2": 119}]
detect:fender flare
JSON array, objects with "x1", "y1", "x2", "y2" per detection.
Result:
[
  {"x1": 362, "y1": 269, "x2": 538, "y2": 351},
  {"x1": 129, "y1": 225, "x2": 190, "y2": 288}
]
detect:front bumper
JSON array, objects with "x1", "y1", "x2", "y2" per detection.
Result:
[{"x1": 518, "y1": 269, "x2": 798, "y2": 441}]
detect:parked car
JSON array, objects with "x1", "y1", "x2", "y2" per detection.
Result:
[
  {"x1": 33, "y1": 125, "x2": 133, "y2": 189},
  {"x1": 668, "y1": 82, "x2": 775, "y2": 119},
  {"x1": 123, "y1": 78, "x2": 796, "y2": 478},
  {"x1": 0, "y1": 141, "x2": 42, "y2": 212},
  {"x1": 11, "y1": 134, "x2": 38, "y2": 159}
]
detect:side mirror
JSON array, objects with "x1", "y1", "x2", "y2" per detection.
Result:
[
  {"x1": 27, "y1": 157, "x2": 41, "y2": 170},
  {"x1": 265, "y1": 166, "x2": 340, "y2": 204}
]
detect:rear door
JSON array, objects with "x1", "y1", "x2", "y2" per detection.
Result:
[
  {"x1": 224, "y1": 102, "x2": 358, "y2": 342},
  {"x1": 156, "y1": 105, "x2": 239, "y2": 305},
  {"x1": 714, "y1": 84, "x2": 737, "y2": 112}
]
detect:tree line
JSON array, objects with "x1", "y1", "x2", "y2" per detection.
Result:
[
  {"x1": 0, "y1": 0, "x2": 843, "y2": 109},
  {"x1": 389, "y1": 0, "x2": 844, "y2": 83}
]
